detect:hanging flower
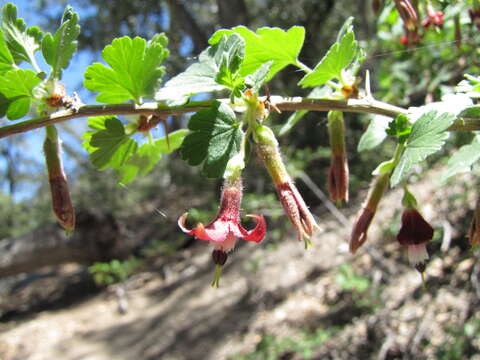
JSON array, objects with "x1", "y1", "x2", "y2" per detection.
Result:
[
  {"x1": 254, "y1": 124, "x2": 320, "y2": 247},
  {"x1": 178, "y1": 177, "x2": 266, "y2": 287},
  {"x1": 178, "y1": 177, "x2": 266, "y2": 252},
  {"x1": 327, "y1": 111, "x2": 349, "y2": 204},
  {"x1": 397, "y1": 208, "x2": 434, "y2": 265},
  {"x1": 349, "y1": 172, "x2": 390, "y2": 253}
]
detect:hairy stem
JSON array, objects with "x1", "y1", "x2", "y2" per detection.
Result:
[{"x1": 0, "y1": 96, "x2": 474, "y2": 139}]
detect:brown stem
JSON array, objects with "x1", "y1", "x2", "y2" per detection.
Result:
[{"x1": 0, "y1": 96, "x2": 475, "y2": 139}]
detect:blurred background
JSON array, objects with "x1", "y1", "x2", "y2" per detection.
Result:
[{"x1": 0, "y1": 0, "x2": 480, "y2": 359}]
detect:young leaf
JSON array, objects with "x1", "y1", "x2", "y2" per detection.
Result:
[
  {"x1": 209, "y1": 26, "x2": 305, "y2": 80},
  {"x1": 1, "y1": 3, "x2": 42, "y2": 67},
  {"x1": 155, "y1": 34, "x2": 245, "y2": 101},
  {"x1": 390, "y1": 110, "x2": 456, "y2": 186},
  {"x1": 441, "y1": 136, "x2": 480, "y2": 184},
  {"x1": 41, "y1": 6, "x2": 80, "y2": 79},
  {"x1": 84, "y1": 35, "x2": 169, "y2": 104},
  {"x1": 357, "y1": 115, "x2": 390, "y2": 152},
  {"x1": 85, "y1": 117, "x2": 138, "y2": 170},
  {"x1": 298, "y1": 28, "x2": 357, "y2": 87},
  {"x1": 181, "y1": 101, "x2": 242, "y2": 178},
  {"x1": 0, "y1": 32, "x2": 14, "y2": 74},
  {"x1": 0, "y1": 68, "x2": 42, "y2": 119},
  {"x1": 245, "y1": 61, "x2": 272, "y2": 93},
  {"x1": 118, "y1": 129, "x2": 188, "y2": 184}
]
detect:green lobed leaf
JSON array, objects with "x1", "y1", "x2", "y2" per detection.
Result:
[
  {"x1": 209, "y1": 26, "x2": 305, "y2": 80},
  {"x1": 118, "y1": 129, "x2": 188, "y2": 184},
  {"x1": 0, "y1": 68, "x2": 42, "y2": 119},
  {"x1": 298, "y1": 28, "x2": 357, "y2": 88},
  {"x1": 83, "y1": 117, "x2": 186, "y2": 183},
  {"x1": 440, "y1": 135, "x2": 480, "y2": 184},
  {"x1": 155, "y1": 34, "x2": 244, "y2": 101},
  {"x1": 1, "y1": 3, "x2": 42, "y2": 66},
  {"x1": 181, "y1": 101, "x2": 242, "y2": 178},
  {"x1": 86, "y1": 117, "x2": 138, "y2": 170},
  {"x1": 390, "y1": 110, "x2": 456, "y2": 186},
  {"x1": 0, "y1": 32, "x2": 14, "y2": 74},
  {"x1": 84, "y1": 35, "x2": 169, "y2": 104},
  {"x1": 357, "y1": 115, "x2": 390, "y2": 152},
  {"x1": 41, "y1": 6, "x2": 80, "y2": 79}
]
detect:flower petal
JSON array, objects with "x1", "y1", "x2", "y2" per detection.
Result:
[
  {"x1": 178, "y1": 212, "x2": 196, "y2": 235},
  {"x1": 241, "y1": 215, "x2": 267, "y2": 243}
]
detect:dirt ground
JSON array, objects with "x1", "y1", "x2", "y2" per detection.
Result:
[{"x1": 0, "y1": 168, "x2": 479, "y2": 360}]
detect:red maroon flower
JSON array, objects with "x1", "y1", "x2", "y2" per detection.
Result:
[
  {"x1": 397, "y1": 209, "x2": 434, "y2": 265},
  {"x1": 328, "y1": 155, "x2": 349, "y2": 204},
  {"x1": 349, "y1": 172, "x2": 390, "y2": 253},
  {"x1": 178, "y1": 177, "x2": 266, "y2": 252},
  {"x1": 423, "y1": 6, "x2": 443, "y2": 28},
  {"x1": 275, "y1": 181, "x2": 321, "y2": 245},
  {"x1": 350, "y1": 207, "x2": 374, "y2": 254}
]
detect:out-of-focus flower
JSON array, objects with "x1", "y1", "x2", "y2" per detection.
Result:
[
  {"x1": 423, "y1": 5, "x2": 443, "y2": 28},
  {"x1": 397, "y1": 208, "x2": 434, "y2": 265}
]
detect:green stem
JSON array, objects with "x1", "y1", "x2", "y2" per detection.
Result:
[{"x1": 294, "y1": 60, "x2": 313, "y2": 73}]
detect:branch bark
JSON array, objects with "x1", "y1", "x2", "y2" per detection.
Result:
[{"x1": 0, "y1": 97, "x2": 407, "y2": 139}]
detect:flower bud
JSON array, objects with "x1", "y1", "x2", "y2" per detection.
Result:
[
  {"x1": 44, "y1": 126, "x2": 75, "y2": 231},
  {"x1": 349, "y1": 172, "x2": 389, "y2": 253},
  {"x1": 327, "y1": 111, "x2": 349, "y2": 204},
  {"x1": 255, "y1": 125, "x2": 320, "y2": 246}
]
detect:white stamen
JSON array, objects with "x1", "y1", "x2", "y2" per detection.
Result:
[{"x1": 407, "y1": 244, "x2": 429, "y2": 265}]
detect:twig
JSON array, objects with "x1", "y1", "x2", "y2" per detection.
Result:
[{"x1": 0, "y1": 96, "x2": 407, "y2": 139}]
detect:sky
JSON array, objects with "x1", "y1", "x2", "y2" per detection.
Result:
[{"x1": 0, "y1": 0, "x2": 181, "y2": 201}]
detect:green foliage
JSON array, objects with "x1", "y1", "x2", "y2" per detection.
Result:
[
  {"x1": 210, "y1": 25, "x2": 305, "y2": 81},
  {"x1": 335, "y1": 263, "x2": 370, "y2": 293},
  {"x1": 357, "y1": 115, "x2": 390, "y2": 151},
  {"x1": 0, "y1": 2, "x2": 42, "y2": 67},
  {"x1": 244, "y1": 61, "x2": 272, "y2": 93},
  {"x1": 234, "y1": 328, "x2": 337, "y2": 360},
  {"x1": 83, "y1": 116, "x2": 186, "y2": 184},
  {"x1": 0, "y1": 68, "x2": 42, "y2": 119},
  {"x1": 117, "y1": 129, "x2": 187, "y2": 184},
  {"x1": 41, "y1": 6, "x2": 80, "y2": 80},
  {"x1": 88, "y1": 258, "x2": 142, "y2": 286},
  {"x1": 0, "y1": 32, "x2": 14, "y2": 74},
  {"x1": 155, "y1": 34, "x2": 245, "y2": 101},
  {"x1": 441, "y1": 135, "x2": 480, "y2": 184},
  {"x1": 391, "y1": 110, "x2": 456, "y2": 186},
  {"x1": 180, "y1": 101, "x2": 242, "y2": 178},
  {"x1": 84, "y1": 116, "x2": 138, "y2": 170},
  {"x1": 457, "y1": 74, "x2": 480, "y2": 98},
  {"x1": 434, "y1": 317, "x2": 480, "y2": 360},
  {"x1": 386, "y1": 114, "x2": 412, "y2": 143},
  {"x1": 298, "y1": 21, "x2": 357, "y2": 87},
  {"x1": 84, "y1": 35, "x2": 169, "y2": 103}
]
